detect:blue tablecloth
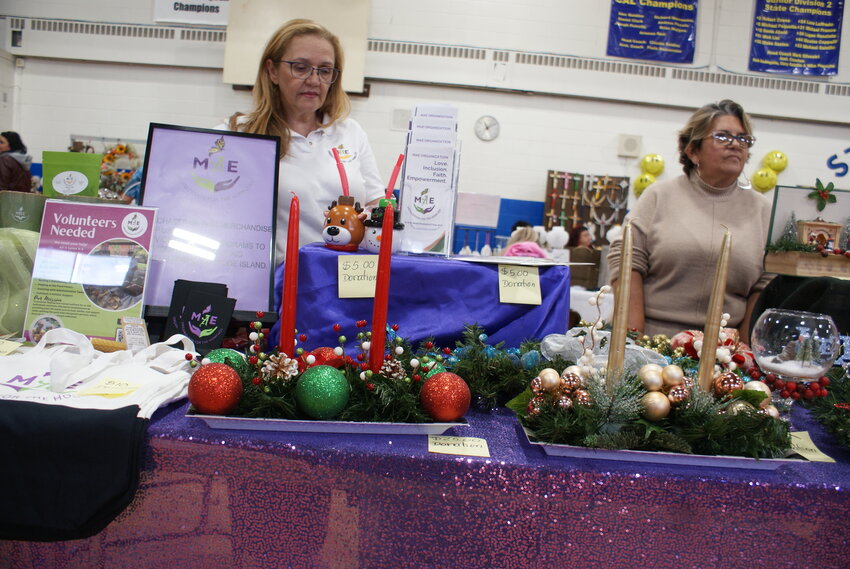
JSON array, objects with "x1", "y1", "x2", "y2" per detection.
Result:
[{"x1": 270, "y1": 244, "x2": 571, "y2": 349}]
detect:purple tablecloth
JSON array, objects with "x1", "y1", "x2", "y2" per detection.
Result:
[
  {"x1": 4, "y1": 401, "x2": 849, "y2": 568},
  {"x1": 270, "y1": 244, "x2": 571, "y2": 349}
]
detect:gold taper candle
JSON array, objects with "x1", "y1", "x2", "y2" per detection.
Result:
[
  {"x1": 606, "y1": 220, "x2": 633, "y2": 393},
  {"x1": 697, "y1": 229, "x2": 732, "y2": 392}
]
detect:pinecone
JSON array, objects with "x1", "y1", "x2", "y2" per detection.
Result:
[
  {"x1": 262, "y1": 353, "x2": 300, "y2": 381},
  {"x1": 380, "y1": 358, "x2": 406, "y2": 381}
]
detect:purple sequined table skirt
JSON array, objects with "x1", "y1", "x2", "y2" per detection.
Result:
[{"x1": 3, "y1": 402, "x2": 850, "y2": 569}]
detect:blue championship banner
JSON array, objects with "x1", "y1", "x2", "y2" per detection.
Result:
[
  {"x1": 750, "y1": 0, "x2": 844, "y2": 75},
  {"x1": 606, "y1": 0, "x2": 698, "y2": 63}
]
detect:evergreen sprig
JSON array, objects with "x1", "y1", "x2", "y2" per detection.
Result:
[{"x1": 801, "y1": 366, "x2": 850, "y2": 449}]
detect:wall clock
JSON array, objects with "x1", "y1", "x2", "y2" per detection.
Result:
[{"x1": 474, "y1": 115, "x2": 500, "y2": 141}]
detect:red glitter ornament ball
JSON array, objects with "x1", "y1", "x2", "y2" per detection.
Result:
[
  {"x1": 305, "y1": 346, "x2": 345, "y2": 368},
  {"x1": 419, "y1": 372, "x2": 471, "y2": 422},
  {"x1": 188, "y1": 363, "x2": 243, "y2": 415}
]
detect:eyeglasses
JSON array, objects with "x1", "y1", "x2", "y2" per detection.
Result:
[
  {"x1": 710, "y1": 131, "x2": 755, "y2": 148},
  {"x1": 278, "y1": 60, "x2": 339, "y2": 84}
]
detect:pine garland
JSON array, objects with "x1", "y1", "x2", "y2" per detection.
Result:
[{"x1": 801, "y1": 366, "x2": 850, "y2": 448}]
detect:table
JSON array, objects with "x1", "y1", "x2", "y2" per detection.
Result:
[
  {"x1": 3, "y1": 401, "x2": 849, "y2": 569},
  {"x1": 270, "y1": 244, "x2": 571, "y2": 348}
]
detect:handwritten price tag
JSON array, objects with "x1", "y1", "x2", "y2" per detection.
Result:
[
  {"x1": 497, "y1": 264, "x2": 541, "y2": 305},
  {"x1": 789, "y1": 431, "x2": 835, "y2": 463},
  {"x1": 428, "y1": 435, "x2": 490, "y2": 457},
  {"x1": 338, "y1": 255, "x2": 379, "y2": 298}
]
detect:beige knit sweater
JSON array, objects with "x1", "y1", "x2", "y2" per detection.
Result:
[{"x1": 607, "y1": 174, "x2": 773, "y2": 336}]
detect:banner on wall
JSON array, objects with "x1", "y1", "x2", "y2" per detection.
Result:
[
  {"x1": 153, "y1": 0, "x2": 229, "y2": 26},
  {"x1": 606, "y1": 0, "x2": 698, "y2": 63},
  {"x1": 749, "y1": 0, "x2": 844, "y2": 76}
]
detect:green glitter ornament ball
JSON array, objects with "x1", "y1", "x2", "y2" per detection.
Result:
[
  {"x1": 295, "y1": 365, "x2": 350, "y2": 419},
  {"x1": 204, "y1": 348, "x2": 252, "y2": 379},
  {"x1": 424, "y1": 362, "x2": 447, "y2": 379}
]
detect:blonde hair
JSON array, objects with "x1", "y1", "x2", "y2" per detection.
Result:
[
  {"x1": 677, "y1": 99, "x2": 753, "y2": 177},
  {"x1": 228, "y1": 19, "x2": 350, "y2": 159},
  {"x1": 506, "y1": 226, "x2": 541, "y2": 248}
]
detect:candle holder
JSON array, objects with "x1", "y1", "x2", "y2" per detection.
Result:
[{"x1": 751, "y1": 309, "x2": 840, "y2": 417}]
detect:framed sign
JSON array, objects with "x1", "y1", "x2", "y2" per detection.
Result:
[{"x1": 139, "y1": 123, "x2": 280, "y2": 319}]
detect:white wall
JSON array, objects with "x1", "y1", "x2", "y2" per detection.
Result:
[{"x1": 3, "y1": 0, "x2": 850, "y2": 208}]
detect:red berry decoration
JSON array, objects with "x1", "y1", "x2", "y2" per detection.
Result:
[
  {"x1": 819, "y1": 377, "x2": 831, "y2": 387},
  {"x1": 821, "y1": 388, "x2": 829, "y2": 397},
  {"x1": 442, "y1": 347, "x2": 452, "y2": 355},
  {"x1": 419, "y1": 372, "x2": 471, "y2": 422},
  {"x1": 425, "y1": 341, "x2": 434, "y2": 350},
  {"x1": 255, "y1": 311, "x2": 265, "y2": 319},
  {"x1": 780, "y1": 390, "x2": 790, "y2": 398},
  {"x1": 766, "y1": 373, "x2": 777, "y2": 383},
  {"x1": 299, "y1": 334, "x2": 307, "y2": 342},
  {"x1": 188, "y1": 363, "x2": 243, "y2": 415},
  {"x1": 803, "y1": 389, "x2": 814, "y2": 400},
  {"x1": 391, "y1": 324, "x2": 399, "y2": 331},
  {"x1": 413, "y1": 374, "x2": 421, "y2": 382},
  {"x1": 366, "y1": 383, "x2": 375, "y2": 391},
  {"x1": 185, "y1": 353, "x2": 194, "y2": 361},
  {"x1": 750, "y1": 369, "x2": 762, "y2": 381},
  {"x1": 785, "y1": 381, "x2": 797, "y2": 393},
  {"x1": 845, "y1": 251, "x2": 850, "y2": 259},
  {"x1": 356, "y1": 353, "x2": 365, "y2": 361},
  {"x1": 791, "y1": 392, "x2": 801, "y2": 400},
  {"x1": 248, "y1": 355, "x2": 258, "y2": 365},
  {"x1": 252, "y1": 376, "x2": 261, "y2": 385},
  {"x1": 333, "y1": 324, "x2": 342, "y2": 332}
]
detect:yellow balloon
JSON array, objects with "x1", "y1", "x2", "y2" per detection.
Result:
[
  {"x1": 640, "y1": 153, "x2": 665, "y2": 176},
  {"x1": 763, "y1": 150, "x2": 788, "y2": 173},
  {"x1": 633, "y1": 173, "x2": 656, "y2": 197},
  {"x1": 752, "y1": 167, "x2": 777, "y2": 192}
]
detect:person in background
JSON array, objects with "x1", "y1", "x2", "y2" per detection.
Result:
[
  {"x1": 0, "y1": 131, "x2": 33, "y2": 192},
  {"x1": 607, "y1": 99, "x2": 772, "y2": 342},
  {"x1": 504, "y1": 226, "x2": 548, "y2": 258},
  {"x1": 224, "y1": 19, "x2": 384, "y2": 266},
  {"x1": 569, "y1": 225, "x2": 594, "y2": 249},
  {"x1": 510, "y1": 219, "x2": 532, "y2": 234}
]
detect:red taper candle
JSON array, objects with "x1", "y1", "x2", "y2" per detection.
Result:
[
  {"x1": 279, "y1": 193, "x2": 299, "y2": 356},
  {"x1": 368, "y1": 206, "x2": 395, "y2": 373}
]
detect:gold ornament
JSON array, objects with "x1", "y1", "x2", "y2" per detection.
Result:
[
  {"x1": 562, "y1": 365, "x2": 585, "y2": 380},
  {"x1": 572, "y1": 388, "x2": 592, "y2": 406},
  {"x1": 641, "y1": 391, "x2": 671, "y2": 421},
  {"x1": 538, "y1": 368, "x2": 561, "y2": 392},
  {"x1": 763, "y1": 405, "x2": 780, "y2": 419},
  {"x1": 661, "y1": 364, "x2": 685, "y2": 388},
  {"x1": 667, "y1": 384, "x2": 690, "y2": 406},
  {"x1": 527, "y1": 396, "x2": 544, "y2": 416},
  {"x1": 713, "y1": 372, "x2": 744, "y2": 398},
  {"x1": 743, "y1": 380, "x2": 772, "y2": 408},
  {"x1": 640, "y1": 369, "x2": 664, "y2": 392},
  {"x1": 559, "y1": 372, "x2": 582, "y2": 393},
  {"x1": 726, "y1": 400, "x2": 754, "y2": 415}
]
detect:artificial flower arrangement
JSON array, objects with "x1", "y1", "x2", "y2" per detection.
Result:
[{"x1": 100, "y1": 142, "x2": 140, "y2": 197}]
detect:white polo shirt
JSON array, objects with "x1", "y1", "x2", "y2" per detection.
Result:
[{"x1": 220, "y1": 116, "x2": 385, "y2": 265}]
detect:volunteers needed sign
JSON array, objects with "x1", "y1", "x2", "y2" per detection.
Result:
[
  {"x1": 607, "y1": 0, "x2": 698, "y2": 63},
  {"x1": 749, "y1": 0, "x2": 844, "y2": 75}
]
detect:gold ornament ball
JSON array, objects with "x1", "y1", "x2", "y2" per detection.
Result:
[
  {"x1": 713, "y1": 372, "x2": 744, "y2": 398},
  {"x1": 744, "y1": 380, "x2": 773, "y2": 408},
  {"x1": 563, "y1": 365, "x2": 584, "y2": 379},
  {"x1": 763, "y1": 150, "x2": 788, "y2": 173},
  {"x1": 633, "y1": 173, "x2": 656, "y2": 197},
  {"x1": 555, "y1": 395, "x2": 573, "y2": 411},
  {"x1": 667, "y1": 384, "x2": 690, "y2": 406},
  {"x1": 640, "y1": 370, "x2": 664, "y2": 392},
  {"x1": 572, "y1": 388, "x2": 592, "y2": 406},
  {"x1": 559, "y1": 372, "x2": 582, "y2": 393},
  {"x1": 752, "y1": 167, "x2": 777, "y2": 193},
  {"x1": 527, "y1": 396, "x2": 544, "y2": 416},
  {"x1": 763, "y1": 405, "x2": 780, "y2": 419},
  {"x1": 727, "y1": 400, "x2": 753, "y2": 415},
  {"x1": 641, "y1": 391, "x2": 671, "y2": 421},
  {"x1": 661, "y1": 364, "x2": 685, "y2": 388},
  {"x1": 639, "y1": 363, "x2": 663, "y2": 376},
  {"x1": 538, "y1": 368, "x2": 561, "y2": 392},
  {"x1": 640, "y1": 153, "x2": 665, "y2": 176}
]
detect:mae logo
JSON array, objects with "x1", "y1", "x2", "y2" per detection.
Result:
[
  {"x1": 13, "y1": 205, "x2": 29, "y2": 223},
  {"x1": 191, "y1": 135, "x2": 241, "y2": 192},
  {"x1": 413, "y1": 188, "x2": 437, "y2": 215},
  {"x1": 122, "y1": 212, "x2": 148, "y2": 238},
  {"x1": 51, "y1": 170, "x2": 88, "y2": 195},
  {"x1": 329, "y1": 144, "x2": 357, "y2": 162},
  {"x1": 187, "y1": 305, "x2": 221, "y2": 339}
]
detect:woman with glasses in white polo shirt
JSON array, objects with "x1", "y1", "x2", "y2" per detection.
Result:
[
  {"x1": 226, "y1": 19, "x2": 384, "y2": 266},
  {"x1": 607, "y1": 99, "x2": 773, "y2": 342}
]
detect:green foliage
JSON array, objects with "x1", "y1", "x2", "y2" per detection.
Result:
[
  {"x1": 802, "y1": 367, "x2": 850, "y2": 449},
  {"x1": 766, "y1": 236, "x2": 816, "y2": 254},
  {"x1": 809, "y1": 178, "x2": 837, "y2": 212}
]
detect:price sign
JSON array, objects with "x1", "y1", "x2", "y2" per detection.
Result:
[
  {"x1": 497, "y1": 264, "x2": 541, "y2": 305},
  {"x1": 428, "y1": 435, "x2": 490, "y2": 458},
  {"x1": 338, "y1": 255, "x2": 379, "y2": 298}
]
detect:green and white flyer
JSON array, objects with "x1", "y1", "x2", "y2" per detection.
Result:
[{"x1": 24, "y1": 200, "x2": 157, "y2": 341}]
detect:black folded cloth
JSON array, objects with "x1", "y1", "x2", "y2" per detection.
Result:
[
  {"x1": 750, "y1": 275, "x2": 850, "y2": 338},
  {"x1": 0, "y1": 401, "x2": 146, "y2": 541}
]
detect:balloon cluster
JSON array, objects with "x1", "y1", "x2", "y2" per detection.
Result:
[
  {"x1": 634, "y1": 153, "x2": 664, "y2": 197},
  {"x1": 752, "y1": 150, "x2": 787, "y2": 193}
]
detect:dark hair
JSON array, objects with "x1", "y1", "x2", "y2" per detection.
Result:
[
  {"x1": 510, "y1": 220, "x2": 532, "y2": 233},
  {"x1": 677, "y1": 99, "x2": 752, "y2": 177},
  {"x1": 1, "y1": 131, "x2": 26, "y2": 153},
  {"x1": 569, "y1": 225, "x2": 589, "y2": 246}
]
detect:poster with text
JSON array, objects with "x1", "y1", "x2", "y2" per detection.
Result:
[
  {"x1": 24, "y1": 200, "x2": 157, "y2": 341},
  {"x1": 606, "y1": 0, "x2": 698, "y2": 63},
  {"x1": 140, "y1": 124, "x2": 279, "y2": 316},
  {"x1": 749, "y1": 0, "x2": 844, "y2": 75}
]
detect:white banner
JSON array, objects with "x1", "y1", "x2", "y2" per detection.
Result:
[{"x1": 153, "y1": 0, "x2": 230, "y2": 26}]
